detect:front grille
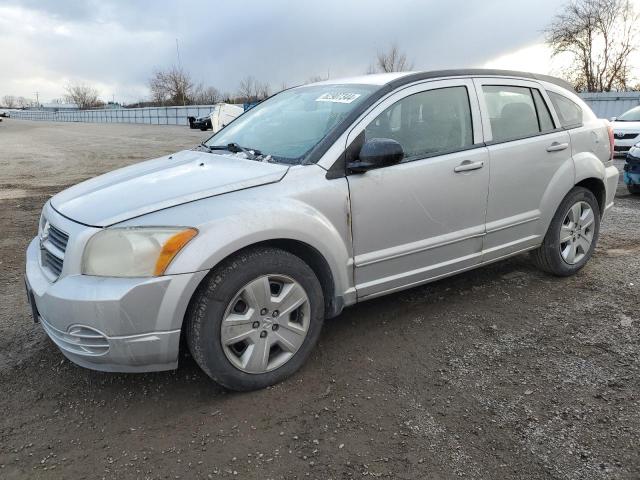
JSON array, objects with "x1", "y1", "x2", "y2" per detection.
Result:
[
  {"x1": 40, "y1": 221, "x2": 69, "y2": 279},
  {"x1": 47, "y1": 224, "x2": 69, "y2": 251},
  {"x1": 42, "y1": 250, "x2": 64, "y2": 277},
  {"x1": 615, "y1": 133, "x2": 638, "y2": 140},
  {"x1": 615, "y1": 145, "x2": 631, "y2": 152}
]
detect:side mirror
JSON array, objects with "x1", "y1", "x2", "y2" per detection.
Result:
[
  {"x1": 348, "y1": 138, "x2": 404, "y2": 173},
  {"x1": 610, "y1": 116, "x2": 617, "y2": 122}
]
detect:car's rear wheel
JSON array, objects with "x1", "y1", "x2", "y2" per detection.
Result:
[
  {"x1": 186, "y1": 247, "x2": 324, "y2": 391},
  {"x1": 531, "y1": 187, "x2": 601, "y2": 276}
]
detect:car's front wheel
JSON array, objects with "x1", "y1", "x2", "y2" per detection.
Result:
[
  {"x1": 531, "y1": 186, "x2": 601, "y2": 276},
  {"x1": 186, "y1": 247, "x2": 324, "y2": 391}
]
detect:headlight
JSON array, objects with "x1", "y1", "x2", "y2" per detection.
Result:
[{"x1": 82, "y1": 227, "x2": 197, "y2": 277}]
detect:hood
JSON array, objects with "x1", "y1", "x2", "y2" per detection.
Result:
[
  {"x1": 51, "y1": 150, "x2": 289, "y2": 227},
  {"x1": 612, "y1": 120, "x2": 640, "y2": 133}
]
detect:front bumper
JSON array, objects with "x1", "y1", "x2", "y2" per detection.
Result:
[
  {"x1": 613, "y1": 136, "x2": 639, "y2": 156},
  {"x1": 26, "y1": 237, "x2": 207, "y2": 372},
  {"x1": 623, "y1": 153, "x2": 640, "y2": 186}
]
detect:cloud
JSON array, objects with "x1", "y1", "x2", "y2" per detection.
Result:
[{"x1": 0, "y1": 0, "x2": 579, "y2": 103}]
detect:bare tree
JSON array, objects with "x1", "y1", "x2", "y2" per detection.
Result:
[
  {"x1": 149, "y1": 66, "x2": 194, "y2": 106},
  {"x1": 546, "y1": 0, "x2": 638, "y2": 92},
  {"x1": 305, "y1": 75, "x2": 326, "y2": 84},
  {"x1": 237, "y1": 76, "x2": 271, "y2": 102},
  {"x1": 256, "y1": 81, "x2": 271, "y2": 100},
  {"x1": 193, "y1": 86, "x2": 222, "y2": 105},
  {"x1": 368, "y1": 43, "x2": 414, "y2": 73},
  {"x1": 2, "y1": 95, "x2": 17, "y2": 108},
  {"x1": 237, "y1": 76, "x2": 257, "y2": 102},
  {"x1": 16, "y1": 96, "x2": 34, "y2": 108},
  {"x1": 64, "y1": 82, "x2": 101, "y2": 109}
]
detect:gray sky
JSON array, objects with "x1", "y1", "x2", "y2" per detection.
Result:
[{"x1": 0, "y1": 0, "x2": 600, "y2": 104}]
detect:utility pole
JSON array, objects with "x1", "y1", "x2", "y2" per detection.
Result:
[{"x1": 176, "y1": 38, "x2": 186, "y2": 106}]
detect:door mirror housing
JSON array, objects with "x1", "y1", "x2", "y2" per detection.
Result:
[
  {"x1": 610, "y1": 116, "x2": 617, "y2": 122},
  {"x1": 348, "y1": 138, "x2": 404, "y2": 173}
]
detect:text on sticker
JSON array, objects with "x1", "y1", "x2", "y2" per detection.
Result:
[{"x1": 315, "y1": 93, "x2": 362, "y2": 104}]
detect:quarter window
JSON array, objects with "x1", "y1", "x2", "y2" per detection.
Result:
[
  {"x1": 365, "y1": 86, "x2": 473, "y2": 161},
  {"x1": 532, "y1": 89, "x2": 555, "y2": 132},
  {"x1": 548, "y1": 91, "x2": 583, "y2": 128},
  {"x1": 483, "y1": 85, "x2": 556, "y2": 142}
]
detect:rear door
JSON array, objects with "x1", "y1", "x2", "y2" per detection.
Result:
[{"x1": 473, "y1": 79, "x2": 574, "y2": 261}]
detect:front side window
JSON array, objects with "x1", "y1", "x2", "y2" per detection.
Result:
[
  {"x1": 365, "y1": 86, "x2": 473, "y2": 161},
  {"x1": 204, "y1": 84, "x2": 377, "y2": 164},
  {"x1": 548, "y1": 91, "x2": 583, "y2": 128},
  {"x1": 483, "y1": 85, "x2": 555, "y2": 142}
]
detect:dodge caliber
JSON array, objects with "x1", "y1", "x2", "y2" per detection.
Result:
[{"x1": 25, "y1": 70, "x2": 619, "y2": 391}]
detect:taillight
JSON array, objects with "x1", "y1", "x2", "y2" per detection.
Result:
[{"x1": 608, "y1": 123, "x2": 615, "y2": 160}]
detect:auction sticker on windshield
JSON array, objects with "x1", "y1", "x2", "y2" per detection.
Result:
[{"x1": 315, "y1": 92, "x2": 362, "y2": 104}]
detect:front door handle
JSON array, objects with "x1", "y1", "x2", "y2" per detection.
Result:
[
  {"x1": 546, "y1": 142, "x2": 569, "y2": 152},
  {"x1": 454, "y1": 160, "x2": 484, "y2": 173}
]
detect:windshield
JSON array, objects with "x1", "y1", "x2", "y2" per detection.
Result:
[
  {"x1": 618, "y1": 106, "x2": 640, "y2": 122},
  {"x1": 204, "y1": 84, "x2": 378, "y2": 164}
]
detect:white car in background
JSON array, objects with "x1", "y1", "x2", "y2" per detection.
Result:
[
  {"x1": 188, "y1": 103, "x2": 244, "y2": 132},
  {"x1": 611, "y1": 106, "x2": 640, "y2": 156}
]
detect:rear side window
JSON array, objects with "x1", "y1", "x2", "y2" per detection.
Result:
[
  {"x1": 548, "y1": 91, "x2": 583, "y2": 128},
  {"x1": 483, "y1": 86, "x2": 555, "y2": 142},
  {"x1": 532, "y1": 89, "x2": 555, "y2": 132},
  {"x1": 365, "y1": 86, "x2": 473, "y2": 161}
]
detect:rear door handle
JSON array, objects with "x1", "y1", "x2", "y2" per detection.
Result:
[
  {"x1": 546, "y1": 142, "x2": 569, "y2": 152},
  {"x1": 454, "y1": 160, "x2": 484, "y2": 173}
]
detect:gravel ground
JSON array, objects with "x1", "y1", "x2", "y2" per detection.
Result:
[{"x1": 0, "y1": 119, "x2": 638, "y2": 480}]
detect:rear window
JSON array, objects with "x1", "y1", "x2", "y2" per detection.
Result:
[{"x1": 548, "y1": 91, "x2": 583, "y2": 128}]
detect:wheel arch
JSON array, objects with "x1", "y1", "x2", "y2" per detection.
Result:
[
  {"x1": 249, "y1": 238, "x2": 342, "y2": 319},
  {"x1": 575, "y1": 177, "x2": 606, "y2": 217},
  {"x1": 183, "y1": 238, "x2": 344, "y2": 329}
]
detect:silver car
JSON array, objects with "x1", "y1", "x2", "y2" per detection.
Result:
[{"x1": 25, "y1": 69, "x2": 619, "y2": 391}]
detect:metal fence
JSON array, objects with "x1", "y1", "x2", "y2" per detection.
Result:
[
  {"x1": 579, "y1": 92, "x2": 640, "y2": 119},
  {"x1": 8, "y1": 105, "x2": 221, "y2": 125},
  {"x1": 8, "y1": 93, "x2": 640, "y2": 125}
]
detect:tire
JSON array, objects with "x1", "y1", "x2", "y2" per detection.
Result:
[
  {"x1": 531, "y1": 187, "x2": 601, "y2": 276},
  {"x1": 628, "y1": 184, "x2": 640, "y2": 195},
  {"x1": 186, "y1": 247, "x2": 324, "y2": 391}
]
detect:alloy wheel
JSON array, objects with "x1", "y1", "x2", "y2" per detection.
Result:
[{"x1": 559, "y1": 201, "x2": 595, "y2": 265}]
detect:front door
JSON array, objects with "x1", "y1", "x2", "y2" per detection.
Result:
[{"x1": 346, "y1": 79, "x2": 490, "y2": 299}]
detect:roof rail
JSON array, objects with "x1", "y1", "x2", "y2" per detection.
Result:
[{"x1": 386, "y1": 69, "x2": 575, "y2": 93}]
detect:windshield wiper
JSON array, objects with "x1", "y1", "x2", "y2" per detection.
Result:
[{"x1": 202, "y1": 142, "x2": 263, "y2": 160}]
